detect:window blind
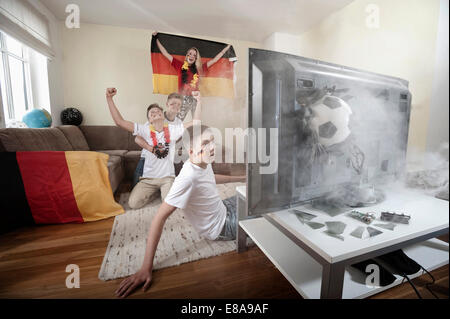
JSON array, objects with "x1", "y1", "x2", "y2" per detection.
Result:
[{"x1": 0, "y1": 0, "x2": 54, "y2": 58}]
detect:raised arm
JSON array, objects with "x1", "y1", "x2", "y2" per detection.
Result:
[
  {"x1": 183, "y1": 91, "x2": 202, "y2": 128},
  {"x1": 135, "y1": 135, "x2": 154, "y2": 153},
  {"x1": 206, "y1": 44, "x2": 231, "y2": 68},
  {"x1": 153, "y1": 32, "x2": 173, "y2": 63},
  {"x1": 115, "y1": 202, "x2": 177, "y2": 298},
  {"x1": 106, "y1": 88, "x2": 134, "y2": 133},
  {"x1": 214, "y1": 174, "x2": 246, "y2": 184}
]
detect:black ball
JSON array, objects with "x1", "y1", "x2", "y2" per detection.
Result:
[{"x1": 61, "y1": 108, "x2": 83, "y2": 126}]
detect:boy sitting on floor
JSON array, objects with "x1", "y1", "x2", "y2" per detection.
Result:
[{"x1": 115, "y1": 124, "x2": 246, "y2": 298}]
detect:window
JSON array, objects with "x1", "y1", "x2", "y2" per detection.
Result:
[{"x1": 0, "y1": 31, "x2": 34, "y2": 123}]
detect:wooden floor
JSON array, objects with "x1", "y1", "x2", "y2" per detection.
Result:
[{"x1": 0, "y1": 186, "x2": 448, "y2": 299}]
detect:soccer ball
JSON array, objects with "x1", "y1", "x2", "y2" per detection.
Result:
[{"x1": 308, "y1": 95, "x2": 352, "y2": 147}]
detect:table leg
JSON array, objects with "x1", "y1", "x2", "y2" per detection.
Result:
[
  {"x1": 320, "y1": 262, "x2": 345, "y2": 299},
  {"x1": 237, "y1": 225, "x2": 248, "y2": 253},
  {"x1": 236, "y1": 193, "x2": 248, "y2": 253}
]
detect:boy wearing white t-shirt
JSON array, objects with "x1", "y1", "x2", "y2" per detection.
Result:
[
  {"x1": 105, "y1": 88, "x2": 201, "y2": 209},
  {"x1": 115, "y1": 124, "x2": 245, "y2": 298},
  {"x1": 132, "y1": 93, "x2": 186, "y2": 188}
]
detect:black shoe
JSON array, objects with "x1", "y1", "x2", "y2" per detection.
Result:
[
  {"x1": 377, "y1": 249, "x2": 421, "y2": 275},
  {"x1": 377, "y1": 249, "x2": 424, "y2": 299}
]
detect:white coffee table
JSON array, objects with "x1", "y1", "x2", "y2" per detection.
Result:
[{"x1": 236, "y1": 185, "x2": 449, "y2": 299}]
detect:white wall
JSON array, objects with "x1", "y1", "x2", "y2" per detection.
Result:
[
  {"x1": 426, "y1": 0, "x2": 449, "y2": 156},
  {"x1": 61, "y1": 23, "x2": 261, "y2": 133},
  {"x1": 270, "y1": 0, "x2": 442, "y2": 155},
  {"x1": 263, "y1": 32, "x2": 302, "y2": 56}
]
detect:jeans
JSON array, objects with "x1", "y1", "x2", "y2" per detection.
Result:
[
  {"x1": 215, "y1": 196, "x2": 237, "y2": 241},
  {"x1": 132, "y1": 157, "x2": 145, "y2": 189}
]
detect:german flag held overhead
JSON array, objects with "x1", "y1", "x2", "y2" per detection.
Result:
[{"x1": 151, "y1": 32, "x2": 237, "y2": 99}]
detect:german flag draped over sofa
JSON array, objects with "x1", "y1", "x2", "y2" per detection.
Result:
[
  {"x1": 0, "y1": 151, "x2": 124, "y2": 234},
  {"x1": 151, "y1": 32, "x2": 237, "y2": 98}
]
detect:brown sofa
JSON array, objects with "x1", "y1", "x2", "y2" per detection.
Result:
[{"x1": 0, "y1": 125, "x2": 245, "y2": 193}]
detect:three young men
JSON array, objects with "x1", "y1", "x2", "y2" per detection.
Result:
[{"x1": 106, "y1": 89, "x2": 245, "y2": 298}]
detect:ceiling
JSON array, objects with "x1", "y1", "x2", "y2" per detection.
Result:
[{"x1": 40, "y1": 0, "x2": 353, "y2": 43}]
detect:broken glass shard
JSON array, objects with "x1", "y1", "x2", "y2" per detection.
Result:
[
  {"x1": 350, "y1": 226, "x2": 365, "y2": 239},
  {"x1": 374, "y1": 223, "x2": 396, "y2": 231},
  {"x1": 324, "y1": 231, "x2": 345, "y2": 241},
  {"x1": 289, "y1": 209, "x2": 317, "y2": 221},
  {"x1": 325, "y1": 221, "x2": 346, "y2": 234},
  {"x1": 306, "y1": 221, "x2": 325, "y2": 229},
  {"x1": 367, "y1": 226, "x2": 383, "y2": 237},
  {"x1": 290, "y1": 209, "x2": 317, "y2": 224}
]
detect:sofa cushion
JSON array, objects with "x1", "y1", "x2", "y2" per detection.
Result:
[
  {"x1": 108, "y1": 155, "x2": 124, "y2": 193},
  {"x1": 123, "y1": 151, "x2": 141, "y2": 181},
  {"x1": 0, "y1": 128, "x2": 73, "y2": 151},
  {"x1": 57, "y1": 125, "x2": 90, "y2": 151},
  {"x1": 125, "y1": 150, "x2": 141, "y2": 158},
  {"x1": 99, "y1": 150, "x2": 129, "y2": 186},
  {"x1": 79, "y1": 126, "x2": 130, "y2": 151}
]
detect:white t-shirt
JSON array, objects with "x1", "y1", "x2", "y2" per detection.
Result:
[
  {"x1": 133, "y1": 120, "x2": 184, "y2": 179},
  {"x1": 164, "y1": 160, "x2": 227, "y2": 240}
]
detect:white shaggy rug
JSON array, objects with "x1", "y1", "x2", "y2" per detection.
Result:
[{"x1": 98, "y1": 182, "x2": 243, "y2": 281}]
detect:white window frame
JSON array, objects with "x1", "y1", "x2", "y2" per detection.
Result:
[{"x1": 0, "y1": 30, "x2": 34, "y2": 121}]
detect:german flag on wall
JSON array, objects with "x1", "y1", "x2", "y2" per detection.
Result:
[
  {"x1": 0, "y1": 151, "x2": 124, "y2": 234},
  {"x1": 151, "y1": 33, "x2": 237, "y2": 99}
]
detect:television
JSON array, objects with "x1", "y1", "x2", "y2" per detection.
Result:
[{"x1": 247, "y1": 48, "x2": 412, "y2": 216}]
